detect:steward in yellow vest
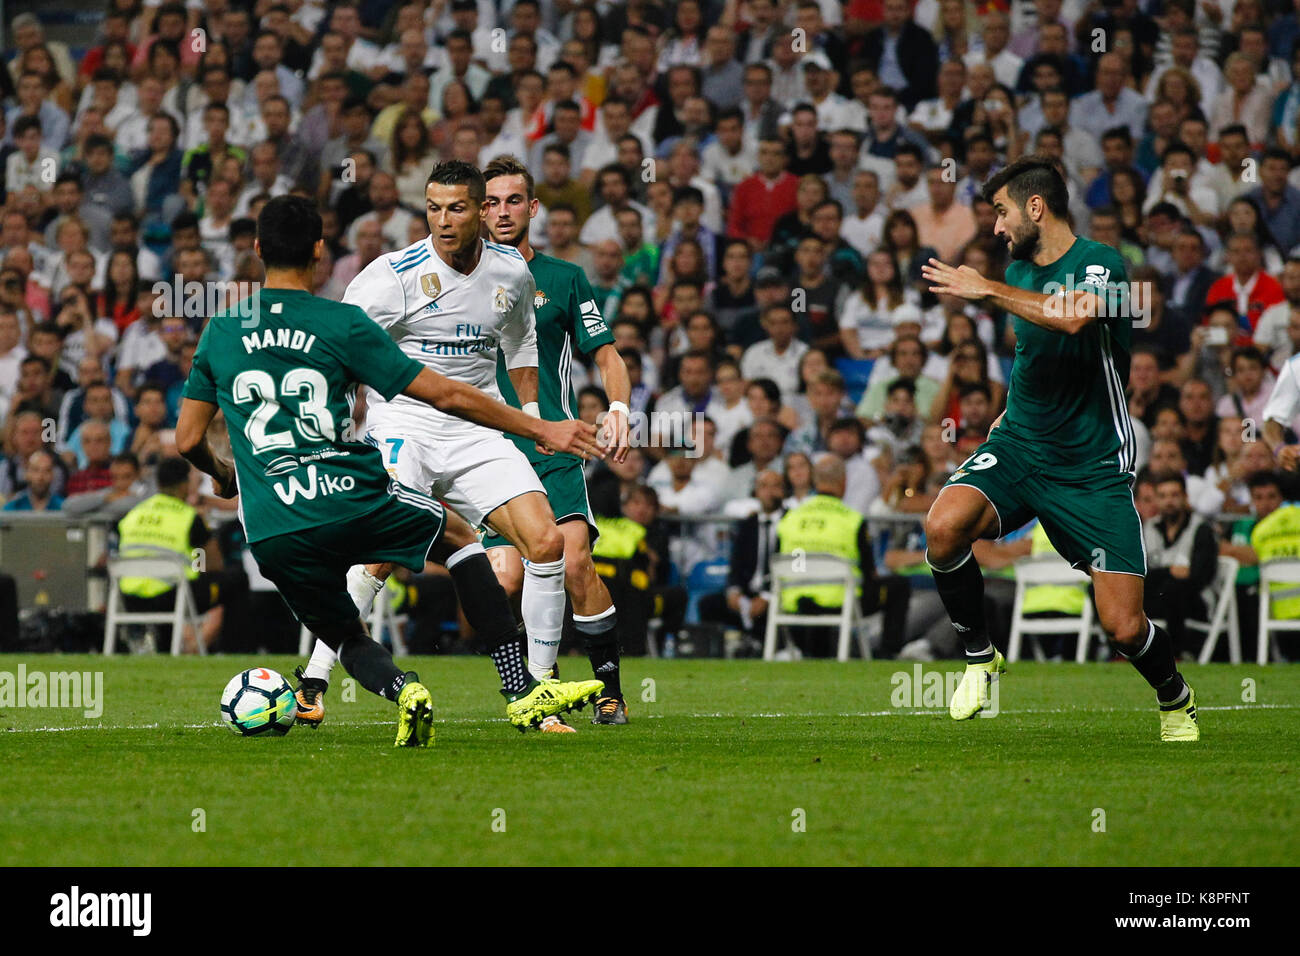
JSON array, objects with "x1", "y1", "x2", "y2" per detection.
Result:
[
  {"x1": 774, "y1": 455, "x2": 910, "y2": 656},
  {"x1": 1251, "y1": 501, "x2": 1300, "y2": 620},
  {"x1": 116, "y1": 457, "x2": 229, "y2": 650}
]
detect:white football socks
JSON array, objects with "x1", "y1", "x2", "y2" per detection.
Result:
[
  {"x1": 522, "y1": 556, "x2": 566, "y2": 681},
  {"x1": 303, "y1": 566, "x2": 384, "y2": 683}
]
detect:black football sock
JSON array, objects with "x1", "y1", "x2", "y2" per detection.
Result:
[
  {"x1": 446, "y1": 549, "x2": 531, "y2": 693},
  {"x1": 1113, "y1": 618, "x2": 1188, "y2": 706},
  {"x1": 339, "y1": 632, "x2": 410, "y2": 702},
  {"x1": 575, "y1": 606, "x2": 621, "y2": 698},
  {"x1": 489, "y1": 623, "x2": 531, "y2": 695},
  {"x1": 927, "y1": 548, "x2": 994, "y2": 662}
]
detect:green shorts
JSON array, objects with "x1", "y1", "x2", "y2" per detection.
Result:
[
  {"x1": 481, "y1": 456, "x2": 597, "y2": 550},
  {"x1": 943, "y1": 432, "x2": 1147, "y2": 576},
  {"x1": 249, "y1": 490, "x2": 445, "y2": 629}
]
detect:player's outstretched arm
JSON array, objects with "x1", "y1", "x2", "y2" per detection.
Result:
[
  {"x1": 922, "y1": 258, "x2": 1105, "y2": 335},
  {"x1": 176, "y1": 398, "x2": 238, "y2": 498},
  {"x1": 402, "y1": 368, "x2": 605, "y2": 459}
]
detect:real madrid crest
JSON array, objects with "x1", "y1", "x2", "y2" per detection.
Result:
[
  {"x1": 493, "y1": 285, "x2": 509, "y2": 313},
  {"x1": 534, "y1": 289, "x2": 549, "y2": 309},
  {"x1": 420, "y1": 272, "x2": 441, "y2": 297}
]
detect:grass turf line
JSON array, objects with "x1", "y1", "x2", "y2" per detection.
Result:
[{"x1": 0, "y1": 654, "x2": 1296, "y2": 866}]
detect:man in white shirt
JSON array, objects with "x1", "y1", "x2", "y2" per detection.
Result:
[
  {"x1": 964, "y1": 12, "x2": 1023, "y2": 89},
  {"x1": 700, "y1": 108, "x2": 757, "y2": 199},
  {"x1": 841, "y1": 169, "x2": 886, "y2": 258},
  {"x1": 578, "y1": 165, "x2": 655, "y2": 247},
  {"x1": 345, "y1": 173, "x2": 416, "y2": 251},
  {"x1": 741, "y1": 305, "x2": 810, "y2": 399}
]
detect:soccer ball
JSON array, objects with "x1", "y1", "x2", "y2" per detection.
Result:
[{"x1": 220, "y1": 668, "x2": 297, "y2": 736}]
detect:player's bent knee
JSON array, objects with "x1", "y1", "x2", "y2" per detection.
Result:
[
  {"x1": 924, "y1": 509, "x2": 975, "y2": 562},
  {"x1": 522, "y1": 526, "x2": 565, "y2": 564},
  {"x1": 1105, "y1": 613, "x2": 1147, "y2": 649}
]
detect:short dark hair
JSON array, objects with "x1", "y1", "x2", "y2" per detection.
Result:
[
  {"x1": 156, "y1": 456, "x2": 191, "y2": 489},
  {"x1": 981, "y1": 153, "x2": 1070, "y2": 219},
  {"x1": 1152, "y1": 470, "x2": 1187, "y2": 492},
  {"x1": 1247, "y1": 470, "x2": 1282, "y2": 492},
  {"x1": 426, "y1": 159, "x2": 485, "y2": 202},
  {"x1": 483, "y1": 153, "x2": 534, "y2": 200},
  {"x1": 886, "y1": 377, "x2": 917, "y2": 398},
  {"x1": 958, "y1": 381, "x2": 992, "y2": 402},
  {"x1": 1101, "y1": 126, "x2": 1133, "y2": 147},
  {"x1": 256, "y1": 195, "x2": 322, "y2": 270}
]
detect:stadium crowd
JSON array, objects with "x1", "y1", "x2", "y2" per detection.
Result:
[{"x1": 1, "y1": 0, "x2": 1300, "y2": 659}]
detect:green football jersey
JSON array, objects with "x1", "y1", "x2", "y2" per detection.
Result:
[
  {"x1": 1001, "y1": 236, "x2": 1136, "y2": 474},
  {"x1": 495, "y1": 252, "x2": 615, "y2": 464},
  {"x1": 183, "y1": 288, "x2": 424, "y2": 543}
]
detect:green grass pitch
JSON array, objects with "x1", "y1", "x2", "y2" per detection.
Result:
[{"x1": 1, "y1": 654, "x2": 1296, "y2": 866}]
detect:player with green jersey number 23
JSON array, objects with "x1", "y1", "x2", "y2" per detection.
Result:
[{"x1": 920, "y1": 155, "x2": 1199, "y2": 742}]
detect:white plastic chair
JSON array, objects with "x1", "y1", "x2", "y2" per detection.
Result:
[
  {"x1": 1007, "y1": 554, "x2": 1093, "y2": 663},
  {"x1": 103, "y1": 546, "x2": 205, "y2": 656},
  {"x1": 297, "y1": 587, "x2": 408, "y2": 656},
  {"x1": 1256, "y1": 558, "x2": 1300, "y2": 664},
  {"x1": 763, "y1": 553, "x2": 871, "y2": 662},
  {"x1": 1192, "y1": 555, "x2": 1242, "y2": 664}
]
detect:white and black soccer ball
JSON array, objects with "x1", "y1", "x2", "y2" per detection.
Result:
[{"x1": 220, "y1": 668, "x2": 296, "y2": 736}]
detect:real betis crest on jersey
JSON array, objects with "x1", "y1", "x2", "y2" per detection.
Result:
[{"x1": 534, "y1": 288, "x2": 549, "y2": 310}]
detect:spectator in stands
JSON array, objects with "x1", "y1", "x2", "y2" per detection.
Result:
[
  {"x1": 859, "y1": 0, "x2": 939, "y2": 111},
  {"x1": 1179, "y1": 378, "x2": 1219, "y2": 476},
  {"x1": 840, "y1": 248, "x2": 924, "y2": 361},
  {"x1": 741, "y1": 305, "x2": 808, "y2": 400},
  {"x1": 61, "y1": 381, "x2": 128, "y2": 468},
  {"x1": 7, "y1": 353, "x2": 63, "y2": 430},
  {"x1": 857, "y1": 335, "x2": 940, "y2": 424},
  {"x1": 1, "y1": 448, "x2": 61, "y2": 511},
  {"x1": 1218, "y1": 346, "x2": 1274, "y2": 424},
  {"x1": 129, "y1": 383, "x2": 173, "y2": 471},
  {"x1": 699, "y1": 468, "x2": 785, "y2": 643},
  {"x1": 785, "y1": 369, "x2": 848, "y2": 456},
  {"x1": 1143, "y1": 471, "x2": 1219, "y2": 657},
  {"x1": 62, "y1": 451, "x2": 144, "y2": 519},
  {"x1": 727, "y1": 138, "x2": 797, "y2": 250},
  {"x1": 65, "y1": 417, "x2": 115, "y2": 496}
]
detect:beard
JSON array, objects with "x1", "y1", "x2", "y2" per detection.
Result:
[{"x1": 1007, "y1": 220, "x2": 1042, "y2": 261}]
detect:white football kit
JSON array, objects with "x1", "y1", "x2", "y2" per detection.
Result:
[{"x1": 343, "y1": 235, "x2": 545, "y2": 527}]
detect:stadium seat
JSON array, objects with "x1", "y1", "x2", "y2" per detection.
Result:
[
  {"x1": 296, "y1": 593, "x2": 408, "y2": 656},
  {"x1": 1192, "y1": 556, "x2": 1242, "y2": 664},
  {"x1": 834, "y1": 358, "x2": 875, "y2": 405},
  {"x1": 684, "y1": 558, "x2": 730, "y2": 625},
  {"x1": 1007, "y1": 554, "x2": 1093, "y2": 663},
  {"x1": 1256, "y1": 558, "x2": 1300, "y2": 664},
  {"x1": 103, "y1": 546, "x2": 205, "y2": 656},
  {"x1": 763, "y1": 552, "x2": 871, "y2": 662}
]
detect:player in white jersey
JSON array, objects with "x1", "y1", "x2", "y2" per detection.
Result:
[{"x1": 300, "y1": 160, "x2": 574, "y2": 695}]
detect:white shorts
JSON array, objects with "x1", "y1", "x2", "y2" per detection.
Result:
[{"x1": 365, "y1": 420, "x2": 544, "y2": 528}]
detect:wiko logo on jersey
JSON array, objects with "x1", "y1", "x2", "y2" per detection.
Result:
[
  {"x1": 272, "y1": 463, "x2": 356, "y2": 505},
  {"x1": 579, "y1": 299, "x2": 607, "y2": 335},
  {"x1": 1080, "y1": 265, "x2": 1111, "y2": 291}
]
